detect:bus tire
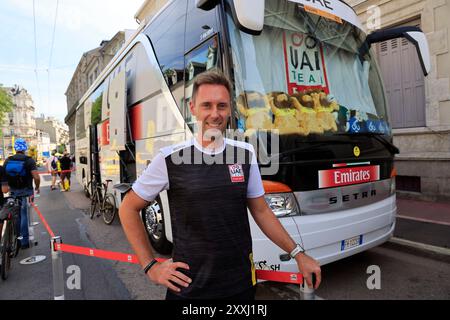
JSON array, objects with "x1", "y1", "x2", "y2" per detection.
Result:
[
  {"x1": 84, "y1": 180, "x2": 92, "y2": 199},
  {"x1": 142, "y1": 198, "x2": 172, "y2": 255}
]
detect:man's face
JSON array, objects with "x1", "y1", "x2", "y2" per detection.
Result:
[{"x1": 190, "y1": 84, "x2": 231, "y2": 139}]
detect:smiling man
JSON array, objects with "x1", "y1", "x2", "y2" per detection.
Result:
[{"x1": 119, "y1": 70, "x2": 321, "y2": 300}]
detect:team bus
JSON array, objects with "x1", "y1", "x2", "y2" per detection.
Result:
[{"x1": 75, "y1": 0, "x2": 430, "y2": 270}]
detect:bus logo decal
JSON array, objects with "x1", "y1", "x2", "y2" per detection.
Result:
[
  {"x1": 318, "y1": 165, "x2": 380, "y2": 189},
  {"x1": 283, "y1": 30, "x2": 330, "y2": 95},
  {"x1": 229, "y1": 164, "x2": 245, "y2": 183}
]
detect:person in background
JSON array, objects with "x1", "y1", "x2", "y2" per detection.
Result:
[
  {"x1": 59, "y1": 151, "x2": 73, "y2": 192},
  {"x1": 47, "y1": 150, "x2": 59, "y2": 191},
  {"x1": 3, "y1": 139, "x2": 40, "y2": 249}
]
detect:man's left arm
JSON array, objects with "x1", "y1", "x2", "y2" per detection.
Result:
[
  {"x1": 247, "y1": 196, "x2": 321, "y2": 289},
  {"x1": 28, "y1": 159, "x2": 40, "y2": 193}
]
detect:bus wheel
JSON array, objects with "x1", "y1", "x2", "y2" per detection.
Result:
[
  {"x1": 142, "y1": 199, "x2": 172, "y2": 255},
  {"x1": 84, "y1": 180, "x2": 92, "y2": 199}
]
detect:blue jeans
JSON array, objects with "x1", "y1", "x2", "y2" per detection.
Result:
[{"x1": 10, "y1": 189, "x2": 33, "y2": 246}]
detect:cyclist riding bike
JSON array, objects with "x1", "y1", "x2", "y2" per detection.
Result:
[{"x1": 3, "y1": 139, "x2": 40, "y2": 249}]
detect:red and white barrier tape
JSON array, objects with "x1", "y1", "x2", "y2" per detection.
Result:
[
  {"x1": 30, "y1": 200, "x2": 55, "y2": 238},
  {"x1": 39, "y1": 169, "x2": 76, "y2": 175},
  {"x1": 31, "y1": 199, "x2": 303, "y2": 284}
]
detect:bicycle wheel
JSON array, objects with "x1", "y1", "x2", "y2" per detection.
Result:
[
  {"x1": 102, "y1": 193, "x2": 116, "y2": 225},
  {"x1": 90, "y1": 190, "x2": 99, "y2": 219},
  {"x1": 1, "y1": 222, "x2": 11, "y2": 280}
]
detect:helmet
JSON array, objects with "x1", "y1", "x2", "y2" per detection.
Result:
[{"x1": 14, "y1": 138, "x2": 28, "y2": 152}]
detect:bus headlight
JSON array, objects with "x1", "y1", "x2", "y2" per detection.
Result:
[
  {"x1": 390, "y1": 168, "x2": 397, "y2": 195},
  {"x1": 390, "y1": 177, "x2": 396, "y2": 195},
  {"x1": 264, "y1": 193, "x2": 300, "y2": 217}
]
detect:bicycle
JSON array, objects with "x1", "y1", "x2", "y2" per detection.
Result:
[
  {"x1": 90, "y1": 179, "x2": 117, "y2": 225},
  {"x1": 0, "y1": 198, "x2": 21, "y2": 280}
]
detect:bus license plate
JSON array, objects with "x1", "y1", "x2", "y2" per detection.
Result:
[{"x1": 341, "y1": 235, "x2": 363, "y2": 251}]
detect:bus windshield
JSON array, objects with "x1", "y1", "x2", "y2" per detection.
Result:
[{"x1": 227, "y1": 0, "x2": 391, "y2": 138}]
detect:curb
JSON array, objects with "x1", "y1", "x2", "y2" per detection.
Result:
[{"x1": 386, "y1": 237, "x2": 450, "y2": 262}]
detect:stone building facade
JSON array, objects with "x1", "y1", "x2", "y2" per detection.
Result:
[
  {"x1": 134, "y1": 0, "x2": 168, "y2": 25},
  {"x1": 65, "y1": 31, "x2": 126, "y2": 153},
  {"x1": 1, "y1": 85, "x2": 37, "y2": 157},
  {"x1": 35, "y1": 116, "x2": 70, "y2": 151},
  {"x1": 348, "y1": 0, "x2": 450, "y2": 201}
]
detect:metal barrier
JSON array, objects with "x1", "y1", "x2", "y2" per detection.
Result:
[
  {"x1": 31, "y1": 197, "x2": 316, "y2": 300},
  {"x1": 51, "y1": 236, "x2": 65, "y2": 300}
]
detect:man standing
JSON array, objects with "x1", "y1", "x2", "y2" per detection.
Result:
[
  {"x1": 47, "y1": 150, "x2": 59, "y2": 190},
  {"x1": 119, "y1": 71, "x2": 321, "y2": 300},
  {"x1": 4, "y1": 139, "x2": 40, "y2": 249},
  {"x1": 59, "y1": 151, "x2": 72, "y2": 192}
]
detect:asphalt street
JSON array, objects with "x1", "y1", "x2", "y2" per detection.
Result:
[
  {"x1": 0, "y1": 172, "x2": 449, "y2": 300},
  {"x1": 0, "y1": 176, "x2": 131, "y2": 299}
]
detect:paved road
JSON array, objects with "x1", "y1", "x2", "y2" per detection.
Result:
[
  {"x1": 1, "y1": 174, "x2": 449, "y2": 300},
  {"x1": 0, "y1": 177, "x2": 131, "y2": 299},
  {"x1": 394, "y1": 219, "x2": 450, "y2": 249},
  {"x1": 257, "y1": 242, "x2": 450, "y2": 300}
]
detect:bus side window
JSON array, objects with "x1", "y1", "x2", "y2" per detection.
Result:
[
  {"x1": 76, "y1": 103, "x2": 86, "y2": 140},
  {"x1": 185, "y1": 0, "x2": 219, "y2": 52},
  {"x1": 144, "y1": 0, "x2": 188, "y2": 111},
  {"x1": 183, "y1": 35, "x2": 221, "y2": 132}
]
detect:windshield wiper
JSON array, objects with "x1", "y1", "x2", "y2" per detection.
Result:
[{"x1": 336, "y1": 132, "x2": 400, "y2": 155}]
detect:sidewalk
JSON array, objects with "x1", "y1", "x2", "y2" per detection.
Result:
[
  {"x1": 394, "y1": 196, "x2": 450, "y2": 250},
  {"x1": 0, "y1": 176, "x2": 132, "y2": 300},
  {"x1": 396, "y1": 197, "x2": 450, "y2": 226}
]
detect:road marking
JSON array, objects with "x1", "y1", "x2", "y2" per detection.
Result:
[
  {"x1": 390, "y1": 237, "x2": 450, "y2": 256},
  {"x1": 285, "y1": 284, "x2": 325, "y2": 300},
  {"x1": 396, "y1": 215, "x2": 450, "y2": 227}
]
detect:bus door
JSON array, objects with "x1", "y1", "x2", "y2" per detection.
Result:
[
  {"x1": 89, "y1": 124, "x2": 100, "y2": 186},
  {"x1": 100, "y1": 69, "x2": 126, "y2": 205}
]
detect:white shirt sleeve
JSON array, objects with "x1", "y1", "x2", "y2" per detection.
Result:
[
  {"x1": 132, "y1": 152, "x2": 169, "y2": 202},
  {"x1": 247, "y1": 146, "x2": 265, "y2": 199}
]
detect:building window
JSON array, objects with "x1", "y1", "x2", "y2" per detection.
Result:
[{"x1": 396, "y1": 176, "x2": 421, "y2": 193}]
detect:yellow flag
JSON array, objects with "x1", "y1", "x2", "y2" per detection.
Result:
[{"x1": 11, "y1": 136, "x2": 15, "y2": 155}]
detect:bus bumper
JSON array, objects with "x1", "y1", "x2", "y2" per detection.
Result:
[{"x1": 250, "y1": 194, "x2": 397, "y2": 271}]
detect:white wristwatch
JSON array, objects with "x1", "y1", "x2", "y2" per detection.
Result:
[{"x1": 289, "y1": 243, "x2": 305, "y2": 259}]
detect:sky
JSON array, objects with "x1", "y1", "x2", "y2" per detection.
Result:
[{"x1": 0, "y1": 0, "x2": 143, "y2": 123}]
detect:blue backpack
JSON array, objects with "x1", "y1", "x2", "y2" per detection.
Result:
[{"x1": 5, "y1": 159, "x2": 27, "y2": 189}]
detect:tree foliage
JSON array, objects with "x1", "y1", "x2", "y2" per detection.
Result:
[
  {"x1": 91, "y1": 95, "x2": 102, "y2": 126},
  {"x1": 0, "y1": 85, "x2": 13, "y2": 127}
]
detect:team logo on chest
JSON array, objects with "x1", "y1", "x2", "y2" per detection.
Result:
[{"x1": 228, "y1": 164, "x2": 245, "y2": 183}]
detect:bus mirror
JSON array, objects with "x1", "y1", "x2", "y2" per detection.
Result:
[
  {"x1": 360, "y1": 26, "x2": 431, "y2": 76},
  {"x1": 231, "y1": 0, "x2": 265, "y2": 35},
  {"x1": 197, "y1": 0, "x2": 264, "y2": 35},
  {"x1": 404, "y1": 31, "x2": 431, "y2": 76},
  {"x1": 196, "y1": 0, "x2": 219, "y2": 11}
]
